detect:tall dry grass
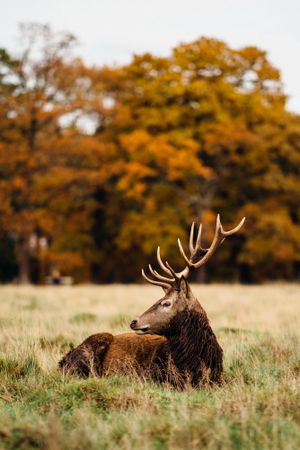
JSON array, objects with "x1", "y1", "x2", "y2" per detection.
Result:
[{"x1": 0, "y1": 284, "x2": 299, "y2": 449}]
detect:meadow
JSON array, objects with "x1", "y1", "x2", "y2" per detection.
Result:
[{"x1": 0, "y1": 284, "x2": 299, "y2": 450}]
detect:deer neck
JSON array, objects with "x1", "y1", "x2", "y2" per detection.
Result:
[
  {"x1": 165, "y1": 306, "x2": 222, "y2": 384},
  {"x1": 167, "y1": 307, "x2": 211, "y2": 345}
]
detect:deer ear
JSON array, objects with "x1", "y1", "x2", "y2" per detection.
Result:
[{"x1": 179, "y1": 276, "x2": 189, "y2": 297}]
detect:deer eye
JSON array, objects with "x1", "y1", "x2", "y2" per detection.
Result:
[{"x1": 162, "y1": 301, "x2": 171, "y2": 308}]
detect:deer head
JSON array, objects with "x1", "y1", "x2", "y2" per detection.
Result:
[{"x1": 130, "y1": 214, "x2": 245, "y2": 336}]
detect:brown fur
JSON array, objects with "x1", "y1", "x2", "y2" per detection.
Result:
[
  {"x1": 59, "y1": 332, "x2": 167, "y2": 378},
  {"x1": 159, "y1": 309, "x2": 223, "y2": 387},
  {"x1": 59, "y1": 215, "x2": 247, "y2": 387},
  {"x1": 59, "y1": 282, "x2": 223, "y2": 387}
]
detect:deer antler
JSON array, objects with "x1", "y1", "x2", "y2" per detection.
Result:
[{"x1": 142, "y1": 214, "x2": 245, "y2": 289}]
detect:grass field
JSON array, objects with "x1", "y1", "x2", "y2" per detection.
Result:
[{"x1": 0, "y1": 284, "x2": 299, "y2": 450}]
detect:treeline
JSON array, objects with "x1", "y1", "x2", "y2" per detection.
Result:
[{"x1": 0, "y1": 24, "x2": 299, "y2": 284}]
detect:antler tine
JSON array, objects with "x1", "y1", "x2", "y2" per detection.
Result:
[
  {"x1": 189, "y1": 222, "x2": 195, "y2": 253},
  {"x1": 177, "y1": 238, "x2": 191, "y2": 266},
  {"x1": 142, "y1": 248, "x2": 177, "y2": 290},
  {"x1": 220, "y1": 216, "x2": 246, "y2": 235},
  {"x1": 192, "y1": 214, "x2": 246, "y2": 269},
  {"x1": 165, "y1": 261, "x2": 178, "y2": 278},
  {"x1": 154, "y1": 270, "x2": 174, "y2": 282},
  {"x1": 148, "y1": 264, "x2": 175, "y2": 283},
  {"x1": 142, "y1": 214, "x2": 245, "y2": 290},
  {"x1": 195, "y1": 223, "x2": 208, "y2": 251},
  {"x1": 141, "y1": 269, "x2": 170, "y2": 289},
  {"x1": 157, "y1": 247, "x2": 173, "y2": 277},
  {"x1": 181, "y1": 222, "x2": 208, "y2": 266},
  {"x1": 166, "y1": 260, "x2": 190, "y2": 280}
]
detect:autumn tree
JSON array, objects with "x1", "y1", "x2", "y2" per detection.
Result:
[
  {"x1": 0, "y1": 24, "x2": 110, "y2": 283},
  {"x1": 0, "y1": 29, "x2": 299, "y2": 283},
  {"x1": 89, "y1": 38, "x2": 299, "y2": 281}
]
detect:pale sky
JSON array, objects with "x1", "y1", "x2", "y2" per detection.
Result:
[{"x1": 1, "y1": 0, "x2": 300, "y2": 112}]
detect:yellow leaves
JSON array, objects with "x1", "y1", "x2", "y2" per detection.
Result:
[
  {"x1": 48, "y1": 251, "x2": 84, "y2": 273},
  {"x1": 239, "y1": 202, "x2": 300, "y2": 266},
  {"x1": 115, "y1": 130, "x2": 214, "y2": 203},
  {"x1": 117, "y1": 162, "x2": 156, "y2": 200},
  {"x1": 204, "y1": 122, "x2": 257, "y2": 166},
  {"x1": 237, "y1": 46, "x2": 281, "y2": 82},
  {"x1": 122, "y1": 130, "x2": 211, "y2": 177},
  {"x1": 119, "y1": 130, "x2": 151, "y2": 160},
  {"x1": 116, "y1": 207, "x2": 188, "y2": 258},
  {"x1": 150, "y1": 136, "x2": 210, "y2": 182},
  {"x1": 173, "y1": 37, "x2": 232, "y2": 74},
  {"x1": 0, "y1": 27, "x2": 299, "y2": 283},
  {"x1": 11, "y1": 176, "x2": 26, "y2": 191}
]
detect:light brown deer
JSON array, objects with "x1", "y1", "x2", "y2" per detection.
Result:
[{"x1": 59, "y1": 214, "x2": 245, "y2": 387}]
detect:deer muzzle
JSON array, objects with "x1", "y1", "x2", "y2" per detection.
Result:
[{"x1": 130, "y1": 319, "x2": 150, "y2": 334}]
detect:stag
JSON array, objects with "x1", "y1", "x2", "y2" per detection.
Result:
[{"x1": 59, "y1": 214, "x2": 245, "y2": 387}]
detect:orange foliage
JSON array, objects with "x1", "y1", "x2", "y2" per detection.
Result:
[{"x1": 0, "y1": 27, "x2": 299, "y2": 283}]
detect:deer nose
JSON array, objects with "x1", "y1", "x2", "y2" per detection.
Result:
[{"x1": 130, "y1": 320, "x2": 137, "y2": 330}]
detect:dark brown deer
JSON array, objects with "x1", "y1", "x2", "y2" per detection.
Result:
[{"x1": 59, "y1": 214, "x2": 245, "y2": 388}]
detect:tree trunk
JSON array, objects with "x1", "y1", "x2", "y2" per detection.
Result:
[{"x1": 17, "y1": 238, "x2": 31, "y2": 284}]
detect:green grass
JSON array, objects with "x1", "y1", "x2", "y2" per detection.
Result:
[{"x1": 0, "y1": 284, "x2": 299, "y2": 449}]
